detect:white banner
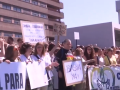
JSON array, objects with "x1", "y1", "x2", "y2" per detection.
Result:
[
  {"x1": 88, "y1": 66, "x2": 120, "y2": 90},
  {"x1": 0, "y1": 62, "x2": 26, "y2": 90},
  {"x1": 27, "y1": 61, "x2": 48, "y2": 89},
  {"x1": 63, "y1": 60, "x2": 84, "y2": 86},
  {"x1": 20, "y1": 21, "x2": 46, "y2": 44}
]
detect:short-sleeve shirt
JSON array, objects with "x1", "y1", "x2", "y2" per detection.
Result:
[{"x1": 104, "y1": 55, "x2": 117, "y2": 66}]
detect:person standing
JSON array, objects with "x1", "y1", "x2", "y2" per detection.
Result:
[{"x1": 56, "y1": 39, "x2": 72, "y2": 90}]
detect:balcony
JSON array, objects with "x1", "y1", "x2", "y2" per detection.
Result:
[
  {"x1": 48, "y1": 18, "x2": 61, "y2": 22},
  {"x1": 45, "y1": 30, "x2": 55, "y2": 37},
  {"x1": 0, "y1": 8, "x2": 61, "y2": 26},
  {"x1": 38, "y1": 0, "x2": 63, "y2": 9},
  {"x1": 51, "y1": 0, "x2": 59, "y2": 3},
  {"x1": 48, "y1": 7, "x2": 64, "y2": 18},
  {"x1": 0, "y1": 21, "x2": 55, "y2": 37}
]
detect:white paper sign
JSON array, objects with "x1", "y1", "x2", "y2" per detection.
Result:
[
  {"x1": 20, "y1": 21, "x2": 46, "y2": 44},
  {"x1": 27, "y1": 61, "x2": 48, "y2": 89},
  {"x1": 0, "y1": 62, "x2": 26, "y2": 90},
  {"x1": 88, "y1": 66, "x2": 120, "y2": 90},
  {"x1": 63, "y1": 60, "x2": 84, "y2": 86},
  {"x1": 74, "y1": 32, "x2": 80, "y2": 40}
]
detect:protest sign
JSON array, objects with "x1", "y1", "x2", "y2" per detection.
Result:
[
  {"x1": 88, "y1": 66, "x2": 120, "y2": 90},
  {"x1": 20, "y1": 21, "x2": 46, "y2": 44},
  {"x1": 62, "y1": 60, "x2": 84, "y2": 86},
  {"x1": 0, "y1": 62, "x2": 26, "y2": 90},
  {"x1": 27, "y1": 61, "x2": 48, "y2": 89},
  {"x1": 53, "y1": 23, "x2": 67, "y2": 36}
]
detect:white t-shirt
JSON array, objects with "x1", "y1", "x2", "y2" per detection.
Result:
[
  {"x1": 19, "y1": 54, "x2": 32, "y2": 62},
  {"x1": 44, "y1": 53, "x2": 53, "y2": 79},
  {"x1": 19, "y1": 54, "x2": 32, "y2": 79},
  {"x1": 31, "y1": 53, "x2": 53, "y2": 79},
  {"x1": 97, "y1": 56, "x2": 104, "y2": 65}
]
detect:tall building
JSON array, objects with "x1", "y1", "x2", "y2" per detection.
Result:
[
  {"x1": 116, "y1": 0, "x2": 120, "y2": 24},
  {"x1": 0, "y1": 0, "x2": 64, "y2": 41}
]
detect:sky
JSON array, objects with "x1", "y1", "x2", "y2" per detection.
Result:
[{"x1": 60, "y1": 0, "x2": 119, "y2": 28}]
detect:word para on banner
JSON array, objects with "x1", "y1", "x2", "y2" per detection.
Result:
[
  {"x1": 0, "y1": 62, "x2": 26, "y2": 90},
  {"x1": 88, "y1": 66, "x2": 120, "y2": 90},
  {"x1": 5, "y1": 73, "x2": 23, "y2": 89}
]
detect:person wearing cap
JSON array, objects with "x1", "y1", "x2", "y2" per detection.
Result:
[{"x1": 104, "y1": 48, "x2": 117, "y2": 66}]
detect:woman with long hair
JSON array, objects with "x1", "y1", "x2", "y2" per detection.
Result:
[
  {"x1": 19, "y1": 42, "x2": 33, "y2": 90},
  {"x1": 84, "y1": 46, "x2": 95, "y2": 65},
  {"x1": 31, "y1": 42, "x2": 59, "y2": 90},
  {"x1": 104, "y1": 48, "x2": 117, "y2": 66},
  {"x1": 3, "y1": 45, "x2": 19, "y2": 63},
  {"x1": 95, "y1": 48, "x2": 104, "y2": 65}
]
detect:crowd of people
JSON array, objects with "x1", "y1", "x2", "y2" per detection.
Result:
[{"x1": 0, "y1": 36, "x2": 120, "y2": 90}]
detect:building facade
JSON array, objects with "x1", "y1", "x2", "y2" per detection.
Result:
[
  {"x1": 0, "y1": 0, "x2": 64, "y2": 41},
  {"x1": 116, "y1": 0, "x2": 120, "y2": 24},
  {"x1": 56, "y1": 22, "x2": 120, "y2": 48}
]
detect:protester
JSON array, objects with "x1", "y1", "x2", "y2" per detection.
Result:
[
  {"x1": 56, "y1": 39, "x2": 73, "y2": 90},
  {"x1": 48, "y1": 42, "x2": 60, "y2": 90},
  {"x1": 43, "y1": 42, "x2": 59, "y2": 90},
  {"x1": 116, "y1": 50, "x2": 120, "y2": 64},
  {"x1": 19, "y1": 42, "x2": 33, "y2": 90},
  {"x1": 95, "y1": 48, "x2": 104, "y2": 65},
  {"x1": 31, "y1": 42, "x2": 49, "y2": 90},
  {"x1": 94, "y1": 47, "x2": 99, "y2": 57},
  {"x1": 0, "y1": 39, "x2": 5, "y2": 61},
  {"x1": 111, "y1": 46, "x2": 118, "y2": 59},
  {"x1": 17, "y1": 38, "x2": 23, "y2": 50},
  {"x1": 104, "y1": 48, "x2": 117, "y2": 66},
  {"x1": 7, "y1": 36, "x2": 14, "y2": 45},
  {"x1": 84, "y1": 46, "x2": 95, "y2": 65},
  {"x1": 3, "y1": 45, "x2": 19, "y2": 63}
]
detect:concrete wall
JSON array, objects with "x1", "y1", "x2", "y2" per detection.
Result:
[{"x1": 56, "y1": 22, "x2": 115, "y2": 48}]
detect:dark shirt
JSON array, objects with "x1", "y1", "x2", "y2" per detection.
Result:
[{"x1": 56, "y1": 48, "x2": 69, "y2": 72}]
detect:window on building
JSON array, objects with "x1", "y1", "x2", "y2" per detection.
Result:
[
  {"x1": 2, "y1": 4, "x2": 11, "y2": 10},
  {"x1": 40, "y1": 2, "x2": 47, "y2": 8},
  {"x1": 45, "y1": 25, "x2": 48, "y2": 29},
  {"x1": 22, "y1": 0, "x2": 30, "y2": 3},
  {"x1": 40, "y1": 13, "x2": 48, "y2": 19},
  {"x1": 13, "y1": 7, "x2": 21, "y2": 12},
  {"x1": 32, "y1": 11, "x2": 39, "y2": 17},
  {"x1": 15, "y1": 34, "x2": 22, "y2": 38},
  {"x1": 14, "y1": 19, "x2": 20, "y2": 25},
  {"x1": 32, "y1": 0, "x2": 38, "y2": 5},
  {"x1": 23, "y1": 9, "x2": 31, "y2": 15},
  {"x1": 4, "y1": 32, "x2": 13, "y2": 37},
  {"x1": 3, "y1": 17, "x2": 12, "y2": 23}
]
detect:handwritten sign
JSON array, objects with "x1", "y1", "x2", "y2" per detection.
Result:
[
  {"x1": 53, "y1": 23, "x2": 67, "y2": 36},
  {"x1": 88, "y1": 66, "x2": 120, "y2": 90},
  {"x1": 20, "y1": 21, "x2": 46, "y2": 44},
  {"x1": 62, "y1": 60, "x2": 84, "y2": 86},
  {"x1": 0, "y1": 62, "x2": 26, "y2": 90},
  {"x1": 27, "y1": 61, "x2": 48, "y2": 89}
]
